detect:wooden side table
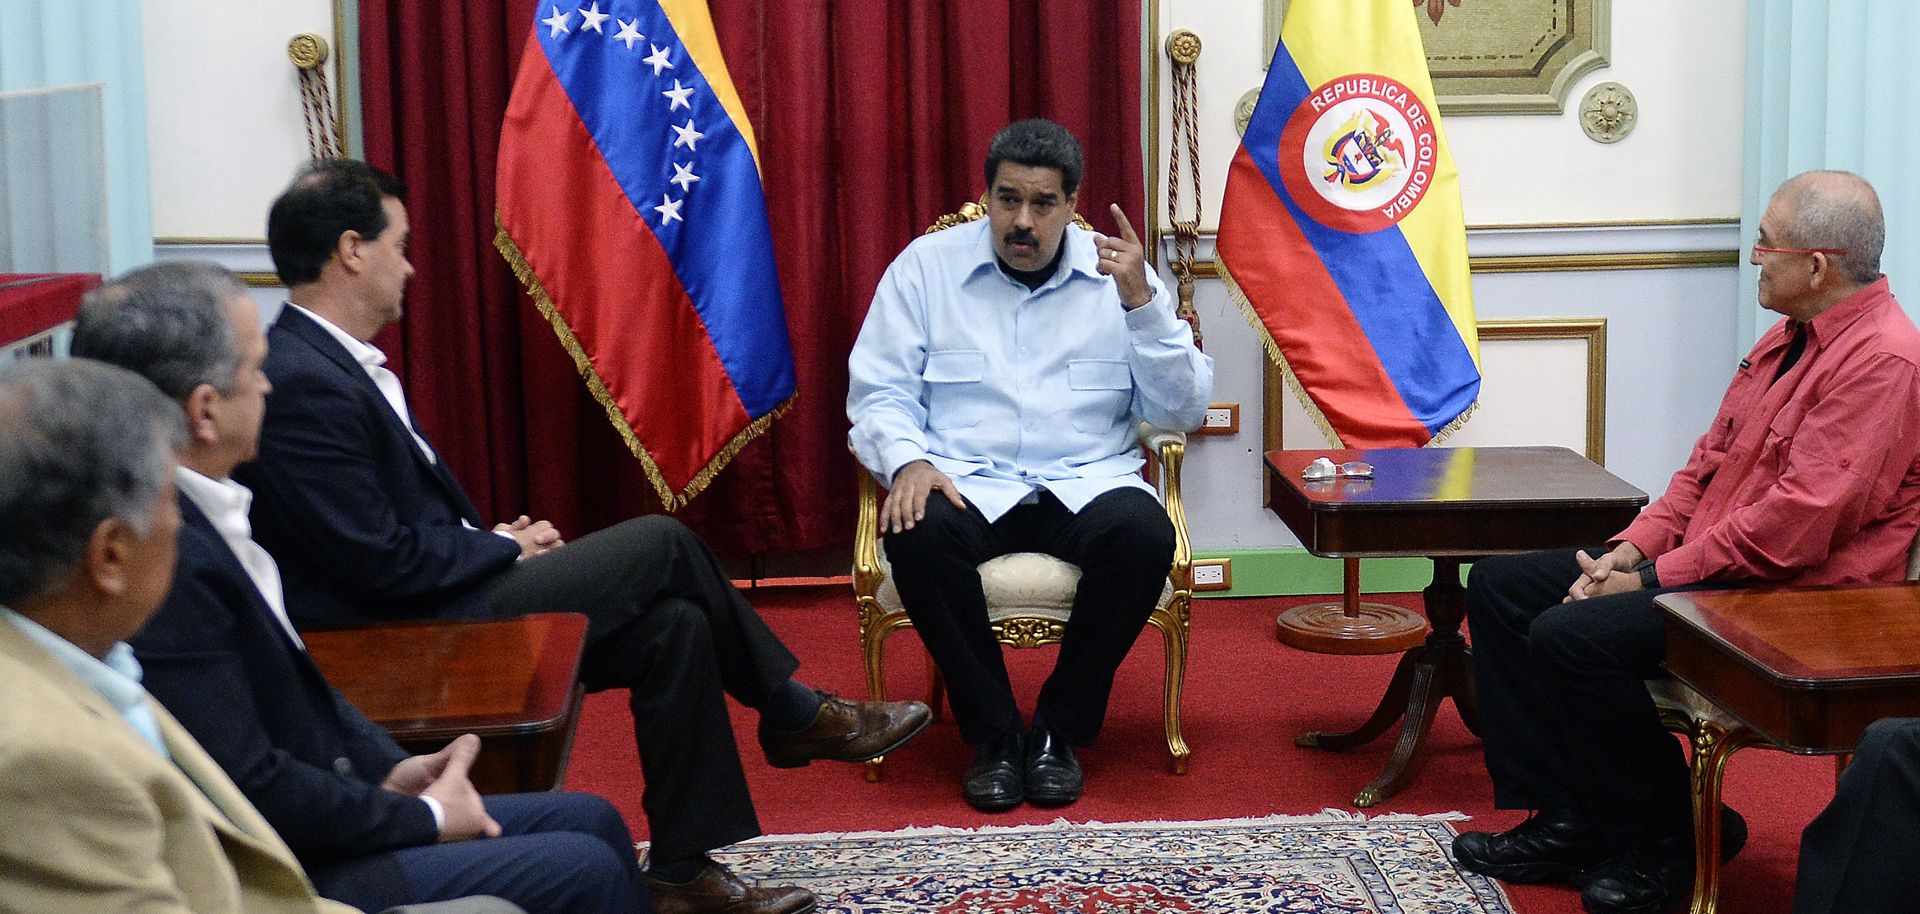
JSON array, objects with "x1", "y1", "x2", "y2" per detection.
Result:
[
  {"x1": 1658, "y1": 584, "x2": 1920, "y2": 914},
  {"x1": 305, "y1": 612, "x2": 589, "y2": 794},
  {"x1": 1266, "y1": 446, "x2": 1646, "y2": 806}
]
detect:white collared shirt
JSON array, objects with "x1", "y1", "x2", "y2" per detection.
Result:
[
  {"x1": 175, "y1": 467, "x2": 303, "y2": 649},
  {"x1": 1, "y1": 605, "x2": 169, "y2": 759},
  {"x1": 285, "y1": 303, "x2": 438, "y2": 464}
]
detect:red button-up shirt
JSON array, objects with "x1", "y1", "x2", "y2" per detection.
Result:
[{"x1": 1619, "y1": 277, "x2": 1920, "y2": 586}]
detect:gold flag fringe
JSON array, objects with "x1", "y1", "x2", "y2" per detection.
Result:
[
  {"x1": 1215, "y1": 255, "x2": 1478, "y2": 449},
  {"x1": 495, "y1": 218, "x2": 795, "y2": 510}
]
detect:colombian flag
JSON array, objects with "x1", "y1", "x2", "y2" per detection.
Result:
[
  {"x1": 496, "y1": 0, "x2": 797, "y2": 507},
  {"x1": 1217, "y1": 0, "x2": 1478, "y2": 447}
]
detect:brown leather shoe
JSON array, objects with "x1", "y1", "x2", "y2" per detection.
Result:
[
  {"x1": 757, "y1": 691, "x2": 932, "y2": 768},
  {"x1": 646, "y1": 862, "x2": 817, "y2": 914}
]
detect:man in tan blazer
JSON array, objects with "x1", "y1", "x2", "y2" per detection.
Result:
[{"x1": 0, "y1": 359, "x2": 514, "y2": 914}]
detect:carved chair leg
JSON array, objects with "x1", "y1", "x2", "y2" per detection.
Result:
[
  {"x1": 1686, "y1": 722, "x2": 1758, "y2": 914},
  {"x1": 1156, "y1": 610, "x2": 1191, "y2": 774},
  {"x1": 861, "y1": 615, "x2": 889, "y2": 783}
]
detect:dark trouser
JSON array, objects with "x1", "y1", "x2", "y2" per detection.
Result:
[
  {"x1": 482, "y1": 516, "x2": 799, "y2": 863},
  {"x1": 1466, "y1": 548, "x2": 1708, "y2": 853},
  {"x1": 882, "y1": 487, "x2": 1173, "y2": 747},
  {"x1": 1793, "y1": 717, "x2": 1920, "y2": 914},
  {"x1": 310, "y1": 792, "x2": 646, "y2": 914}
]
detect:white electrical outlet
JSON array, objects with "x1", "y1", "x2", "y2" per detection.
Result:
[
  {"x1": 1195, "y1": 403, "x2": 1238, "y2": 435},
  {"x1": 1191, "y1": 558, "x2": 1232, "y2": 592}
]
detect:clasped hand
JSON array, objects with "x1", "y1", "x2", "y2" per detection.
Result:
[{"x1": 1564, "y1": 542, "x2": 1647, "y2": 603}]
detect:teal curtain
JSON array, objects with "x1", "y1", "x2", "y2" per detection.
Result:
[
  {"x1": 0, "y1": 0, "x2": 151, "y2": 274},
  {"x1": 1741, "y1": 0, "x2": 1920, "y2": 348}
]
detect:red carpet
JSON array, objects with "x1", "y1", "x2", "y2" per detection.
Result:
[{"x1": 562, "y1": 585, "x2": 1831, "y2": 914}]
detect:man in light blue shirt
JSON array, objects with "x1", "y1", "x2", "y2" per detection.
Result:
[{"x1": 847, "y1": 119, "x2": 1213, "y2": 811}]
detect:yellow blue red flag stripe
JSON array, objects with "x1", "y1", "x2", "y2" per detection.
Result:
[
  {"x1": 496, "y1": 0, "x2": 796, "y2": 507},
  {"x1": 1217, "y1": 0, "x2": 1478, "y2": 447}
]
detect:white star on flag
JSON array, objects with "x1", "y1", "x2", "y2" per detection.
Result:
[
  {"x1": 671, "y1": 119, "x2": 704, "y2": 151},
  {"x1": 542, "y1": 6, "x2": 572, "y2": 36},
  {"x1": 654, "y1": 194, "x2": 684, "y2": 225},
  {"x1": 577, "y1": 2, "x2": 610, "y2": 33},
  {"x1": 643, "y1": 44, "x2": 675, "y2": 75},
  {"x1": 662, "y1": 79, "x2": 695, "y2": 111},
  {"x1": 670, "y1": 162, "x2": 700, "y2": 192},
  {"x1": 613, "y1": 19, "x2": 643, "y2": 50}
]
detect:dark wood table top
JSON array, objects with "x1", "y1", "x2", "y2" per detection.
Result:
[
  {"x1": 1265, "y1": 446, "x2": 1648, "y2": 557},
  {"x1": 305, "y1": 612, "x2": 588, "y2": 740},
  {"x1": 1658, "y1": 584, "x2": 1920, "y2": 751}
]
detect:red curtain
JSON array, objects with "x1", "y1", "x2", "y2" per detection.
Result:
[{"x1": 357, "y1": 1, "x2": 1143, "y2": 556}]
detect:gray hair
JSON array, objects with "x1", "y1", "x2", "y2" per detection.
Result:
[
  {"x1": 1775, "y1": 170, "x2": 1885, "y2": 285},
  {"x1": 0, "y1": 358, "x2": 185, "y2": 604},
  {"x1": 70, "y1": 261, "x2": 250, "y2": 399}
]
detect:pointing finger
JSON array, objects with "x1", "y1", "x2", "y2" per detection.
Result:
[{"x1": 1109, "y1": 204, "x2": 1141, "y2": 245}]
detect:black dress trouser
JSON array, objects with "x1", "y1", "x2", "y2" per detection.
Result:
[
  {"x1": 882, "y1": 487, "x2": 1173, "y2": 747},
  {"x1": 1792, "y1": 717, "x2": 1920, "y2": 914},
  {"x1": 1465, "y1": 547, "x2": 1710, "y2": 853},
  {"x1": 481, "y1": 515, "x2": 799, "y2": 864}
]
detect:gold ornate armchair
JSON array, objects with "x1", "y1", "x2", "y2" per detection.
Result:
[{"x1": 851, "y1": 199, "x2": 1195, "y2": 781}]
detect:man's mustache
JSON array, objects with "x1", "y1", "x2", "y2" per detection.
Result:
[{"x1": 1006, "y1": 229, "x2": 1038, "y2": 246}]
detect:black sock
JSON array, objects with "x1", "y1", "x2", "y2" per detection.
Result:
[
  {"x1": 762, "y1": 678, "x2": 823, "y2": 731},
  {"x1": 647, "y1": 854, "x2": 711, "y2": 884}
]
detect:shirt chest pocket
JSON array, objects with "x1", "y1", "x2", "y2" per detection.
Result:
[
  {"x1": 1067, "y1": 358, "x2": 1133, "y2": 430},
  {"x1": 924, "y1": 350, "x2": 987, "y2": 429}
]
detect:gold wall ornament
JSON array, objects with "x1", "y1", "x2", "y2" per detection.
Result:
[
  {"x1": 1164, "y1": 28, "x2": 1201, "y2": 65},
  {"x1": 1579, "y1": 81, "x2": 1638, "y2": 144},
  {"x1": 1234, "y1": 87, "x2": 1261, "y2": 138},
  {"x1": 286, "y1": 33, "x2": 329, "y2": 70}
]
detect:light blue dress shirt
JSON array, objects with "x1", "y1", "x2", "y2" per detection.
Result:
[
  {"x1": 1, "y1": 605, "x2": 170, "y2": 760},
  {"x1": 848, "y1": 218, "x2": 1213, "y2": 522}
]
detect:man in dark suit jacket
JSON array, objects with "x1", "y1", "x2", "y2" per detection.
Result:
[
  {"x1": 234, "y1": 159, "x2": 928, "y2": 914},
  {"x1": 72, "y1": 261, "x2": 657, "y2": 914}
]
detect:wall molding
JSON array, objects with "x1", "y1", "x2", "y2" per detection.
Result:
[{"x1": 1168, "y1": 220, "x2": 1742, "y2": 276}]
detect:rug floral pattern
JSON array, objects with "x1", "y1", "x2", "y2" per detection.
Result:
[{"x1": 697, "y1": 813, "x2": 1516, "y2": 914}]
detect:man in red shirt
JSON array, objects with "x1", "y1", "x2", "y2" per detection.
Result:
[{"x1": 1452, "y1": 171, "x2": 1920, "y2": 914}]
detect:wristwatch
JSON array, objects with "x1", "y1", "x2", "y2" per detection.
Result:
[{"x1": 1637, "y1": 561, "x2": 1660, "y2": 590}]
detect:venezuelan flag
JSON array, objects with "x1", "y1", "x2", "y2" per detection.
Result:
[
  {"x1": 496, "y1": 0, "x2": 796, "y2": 508},
  {"x1": 1217, "y1": 0, "x2": 1478, "y2": 448}
]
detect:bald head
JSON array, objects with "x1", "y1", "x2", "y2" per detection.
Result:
[{"x1": 1771, "y1": 171, "x2": 1884, "y2": 286}]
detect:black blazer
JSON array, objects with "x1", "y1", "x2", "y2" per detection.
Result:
[
  {"x1": 236, "y1": 306, "x2": 520, "y2": 628},
  {"x1": 132, "y1": 494, "x2": 437, "y2": 873}
]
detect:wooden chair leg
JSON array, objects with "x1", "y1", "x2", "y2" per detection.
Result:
[{"x1": 861, "y1": 614, "x2": 889, "y2": 783}]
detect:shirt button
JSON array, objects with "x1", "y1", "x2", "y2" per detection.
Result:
[
  {"x1": 1019, "y1": 346, "x2": 1029, "y2": 354},
  {"x1": 334, "y1": 757, "x2": 354, "y2": 776},
  {"x1": 1019, "y1": 382, "x2": 1029, "y2": 391}
]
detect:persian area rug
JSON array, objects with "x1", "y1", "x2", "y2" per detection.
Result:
[{"x1": 695, "y1": 812, "x2": 1517, "y2": 913}]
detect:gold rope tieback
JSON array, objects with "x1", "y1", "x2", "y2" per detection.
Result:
[
  {"x1": 1165, "y1": 29, "x2": 1204, "y2": 349},
  {"x1": 288, "y1": 33, "x2": 341, "y2": 160}
]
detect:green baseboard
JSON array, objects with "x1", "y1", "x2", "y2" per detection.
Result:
[{"x1": 1191, "y1": 548, "x2": 1472, "y2": 597}]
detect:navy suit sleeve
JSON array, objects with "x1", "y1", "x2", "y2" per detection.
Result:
[
  {"x1": 248, "y1": 358, "x2": 521, "y2": 606},
  {"x1": 134, "y1": 534, "x2": 438, "y2": 863}
]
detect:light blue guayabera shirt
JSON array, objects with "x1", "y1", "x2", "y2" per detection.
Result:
[
  {"x1": 848, "y1": 218, "x2": 1214, "y2": 522},
  {"x1": 0, "y1": 604, "x2": 170, "y2": 759}
]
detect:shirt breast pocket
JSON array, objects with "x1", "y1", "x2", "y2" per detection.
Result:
[
  {"x1": 924, "y1": 349, "x2": 987, "y2": 430},
  {"x1": 1067, "y1": 358, "x2": 1133, "y2": 431}
]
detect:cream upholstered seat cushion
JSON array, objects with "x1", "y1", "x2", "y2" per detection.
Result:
[{"x1": 872, "y1": 547, "x2": 1174, "y2": 625}]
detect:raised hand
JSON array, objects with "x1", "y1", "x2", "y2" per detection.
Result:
[{"x1": 1094, "y1": 204, "x2": 1154, "y2": 310}]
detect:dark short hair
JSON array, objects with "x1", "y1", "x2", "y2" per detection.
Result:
[
  {"x1": 71, "y1": 261, "x2": 249, "y2": 399},
  {"x1": 267, "y1": 158, "x2": 408, "y2": 286},
  {"x1": 984, "y1": 119, "x2": 1085, "y2": 196},
  {"x1": 0, "y1": 358, "x2": 185, "y2": 604}
]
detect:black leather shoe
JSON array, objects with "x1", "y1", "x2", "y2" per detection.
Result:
[
  {"x1": 1579, "y1": 843, "x2": 1691, "y2": 914},
  {"x1": 1453, "y1": 810, "x2": 1606, "y2": 885},
  {"x1": 963, "y1": 731, "x2": 1024, "y2": 812},
  {"x1": 1578, "y1": 806, "x2": 1746, "y2": 914},
  {"x1": 1023, "y1": 726, "x2": 1082, "y2": 807}
]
